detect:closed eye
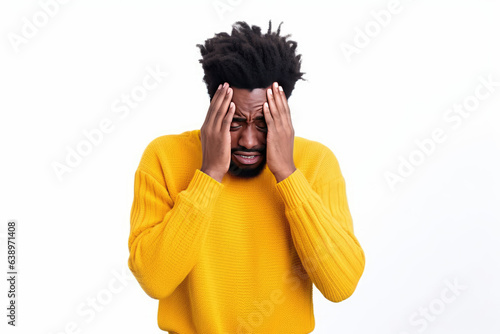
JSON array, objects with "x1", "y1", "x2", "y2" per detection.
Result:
[
  {"x1": 255, "y1": 120, "x2": 267, "y2": 128},
  {"x1": 230, "y1": 116, "x2": 267, "y2": 132}
]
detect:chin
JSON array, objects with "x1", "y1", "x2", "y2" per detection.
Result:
[{"x1": 227, "y1": 158, "x2": 266, "y2": 178}]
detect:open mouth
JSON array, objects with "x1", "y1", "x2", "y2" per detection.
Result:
[{"x1": 232, "y1": 153, "x2": 262, "y2": 165}]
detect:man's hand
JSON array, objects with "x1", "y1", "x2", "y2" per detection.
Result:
[
  {"x1": 263, "y1": 82, "x2": 296, "y2": 183},
  {"x1": 200, "y1": 82, "x2": 235, "y2": 182}
]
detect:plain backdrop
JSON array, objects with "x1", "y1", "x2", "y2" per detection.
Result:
[{"x1": 1, "y1": 0, "x2": 499, "y2": 333}]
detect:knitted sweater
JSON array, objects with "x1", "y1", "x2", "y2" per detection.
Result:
[{"x1": 127, "y1": 129, "x2": 365, "y2": 334}]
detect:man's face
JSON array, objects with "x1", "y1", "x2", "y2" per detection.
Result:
[{"x1": 227, "y1": 85, "x2": 272, "y2": 178}]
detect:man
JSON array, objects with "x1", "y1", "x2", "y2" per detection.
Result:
[{"x1": 128, "y1": 21, "x2": 365, "y2": 334}]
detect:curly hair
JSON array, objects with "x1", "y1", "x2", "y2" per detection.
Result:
[{"x1": 196, "y1": 20, "x2": 305, "y2": 100}]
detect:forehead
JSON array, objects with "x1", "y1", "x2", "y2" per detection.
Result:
[{"x1": 231, "y1": 85, "x2": 272, "y2": 115}]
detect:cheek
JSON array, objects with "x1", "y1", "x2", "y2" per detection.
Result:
[
  {"x1": 258, "y1": 131, "x2": 267, "y2": 145},
  {"x1": 230, "y1": 132, "x2": 238, "y2": 148}
]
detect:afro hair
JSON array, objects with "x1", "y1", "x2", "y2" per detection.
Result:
[{"x1": 197, "y1": 20, "x2": 305, "y2": 100}]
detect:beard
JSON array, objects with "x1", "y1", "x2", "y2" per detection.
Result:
[{"x1": 227, "y1": 152, "x2": 267, "y2": 178}]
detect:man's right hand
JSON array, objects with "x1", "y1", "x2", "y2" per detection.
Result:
[{"x1": 200, "y1": 82, "x2": 235, "y2": 183}]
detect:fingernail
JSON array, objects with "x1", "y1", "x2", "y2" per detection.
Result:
[
  {"x1": 265, "y1": 102, "x2": 269, "y2": 109},
  {"x1": 223, "y1": 82, "x2": 228, "y2": 88},
  {"x1": 279, "y1": 86, "x2": 283, "y2": 92},
  {"x1": 218, "y1": 84, "x2": 222, "y2": 90},
  {"x1": 227, "y1": 88, "x2": 232, "y2": 95},
  {"x1": 268, "y1": 88, "x2": 272, "y2": 96},
  {"x1": 274, "y1": 82, "x2": 278, "y2": 89}
]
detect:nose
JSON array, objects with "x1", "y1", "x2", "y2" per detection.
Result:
[{"x1": 238, "y1": 125, "x2": 259, "y2": 150}]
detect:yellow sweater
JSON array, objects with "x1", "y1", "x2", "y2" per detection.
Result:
[{"x1": 128, "y1": 129, "x2": 365, "y2": 334}]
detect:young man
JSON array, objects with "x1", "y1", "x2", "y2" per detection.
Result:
[{"x1": 128, "y1": 21, "x2": 365, "y2": 334}]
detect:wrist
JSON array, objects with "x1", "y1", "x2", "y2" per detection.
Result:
[
  {"x1": 274, "y1": 166, "x2": 296, "y2": 183},
  {"x1": 200, "y1": 168, "x2": 224, "y2": 183}
]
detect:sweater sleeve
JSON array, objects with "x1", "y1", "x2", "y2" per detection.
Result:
[
  {"x1": 128, "y1": 167, "x2": 223, "y2": 300},
  {"x1": 275, "y1": 147, "x2": 365, "y2": 303}
]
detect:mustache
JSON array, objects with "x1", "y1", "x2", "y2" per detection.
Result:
[{"x1": 231, "y1": 147, "x2": 265, "y2": 154}]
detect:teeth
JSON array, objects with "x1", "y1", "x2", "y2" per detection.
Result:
[{"x1": 239, "y1": 155, "x2": 256, "y2": 159}]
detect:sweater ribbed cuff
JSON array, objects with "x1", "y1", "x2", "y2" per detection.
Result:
[
  {"x1": 182, "y1": 169, "x2": 224, "y2": 209},
  {"x1": 275, "y1": 168, "x2": 312, "y2": 209}
]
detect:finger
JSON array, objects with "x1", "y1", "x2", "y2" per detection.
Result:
[
  {"x1": 221, "y1": 102, "x2": 236, "y2": 133},
  {"x1": 213, "y1": 86, "x2": 233, "y2": 129},
  {"x1": 263, "y1": 101, "x2": 274, "y2": 130},
  {"x1": 208, "y1": 83, "x2": 223, "y2": 110},
  {"x1": 277, "y1": 84, "x2": 293, "y2": 128},
  {"x1": 212, "y1": 83, "x2": 223, "y2": 103},
  {"x1": 205, "y1": 83, "x2": 228, "y2": 125},
  {"x1": 277, "y1": 85, "x2": 290, "y2": 115},
  {"x1": 273, "y1": 82, "x2": 292, "y2": 129},
  {"x1": 266, "y1": 87, "x2": 283, "y2": 127},
  {"x1": 271, "y1": 82, "x2": 286, "y2": 116}
]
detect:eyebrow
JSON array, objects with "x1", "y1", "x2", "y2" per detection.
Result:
[{"x1": 232, "y1": 115, "x2": 266, "y2": 121}]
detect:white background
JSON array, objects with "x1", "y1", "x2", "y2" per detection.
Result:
[{"x1": 1, "y1": 0, "x2": 499, "y2": 333}]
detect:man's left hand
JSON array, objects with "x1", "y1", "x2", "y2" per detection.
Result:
[{"x1": 263, "y1": 82, "x2": 296, "y2": 183}]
